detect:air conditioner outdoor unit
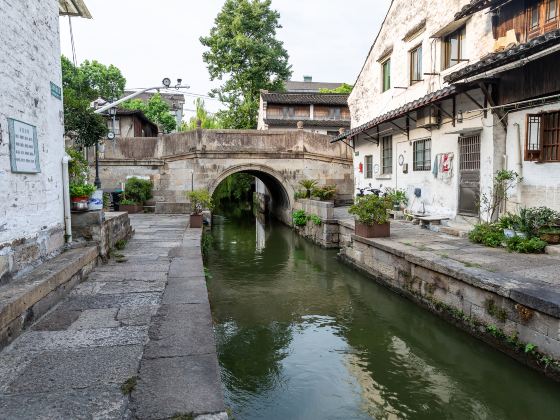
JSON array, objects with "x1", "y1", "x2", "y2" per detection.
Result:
[{"x1": 416, "y1": 107, "x2": 440, "y2": 129}]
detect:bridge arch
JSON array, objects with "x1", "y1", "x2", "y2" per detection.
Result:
[{"x1": 208, "y1": 164, "x2": 295, "y2": 224}]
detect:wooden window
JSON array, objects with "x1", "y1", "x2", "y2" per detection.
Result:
[
  {"x1": 365, "y1": 155, "x2": 373, "y2": 178},
  {"x1": 282, "y1": 107, "x2": 295, "y2": 119},
  {"x1": 382, "y1": 58, "x2": 391, "y2": 92},
  {"x1": 530, "y1": 4, "x2": 540, "y2": 30},
  {"x1": 413, "y1": 138, "x2": 431, "y2": 171},
  {"x1": 410, "y1": 45, "x2": 423, "y2": 84},
  {"x1": 381, "y1": 136, "x2": 393, "y2": 174},
  {"x1": 547, "y1": 0, "x2": 558, "y2": 21},
  {"x1": 526, "y1": 111, "x2": 560, "y2": 162},
  {"x1": 442, "y1": 26, "x2": 466, "y2": 70},
  {"x1": 329, "y1": 108, "x2": 341, "y2": 120}
]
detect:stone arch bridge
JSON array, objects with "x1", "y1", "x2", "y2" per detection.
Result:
[{"x1": 95, "y1": 129, "x2": 354, "y2": 224}]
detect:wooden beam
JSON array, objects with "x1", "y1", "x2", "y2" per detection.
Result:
[
  {"x1": 452, "y1": 96, "x2": 456, "y2": 127},
  {"x1": 478, "y1": 82, "x2": 507, "y2": 130},
  {"x1": 388, "y1": 121, "x2": 407, "y2": 134},
  {"x1": 463, "y1": 91, "x2": 484, "y2": 110},
  {"x1": 432, "y1": 102, "x2": 454, "y2": 121}
]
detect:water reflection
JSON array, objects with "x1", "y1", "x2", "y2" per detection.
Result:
[{"x1": 206, "y1": 210, "x2": 560, "y2": 419}]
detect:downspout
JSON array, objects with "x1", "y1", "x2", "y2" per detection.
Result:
[
  {"x1": 514, "y1": 122, "x2": 523, "y2": 203},
  {"x1": 62, "y1": 154, "x2": 72, "y2": 243}
]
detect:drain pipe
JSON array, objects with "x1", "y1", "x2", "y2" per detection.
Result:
[
  {"x1": 62, "y1": 154, "x2": 72, "y2": 243},
  {"x1": 514, "y1": 122, "x2": 523, "y2": 203}
]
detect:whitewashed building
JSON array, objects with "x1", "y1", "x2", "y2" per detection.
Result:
[
  {"x1": 0, "y1": 0, "x2": 91, "y2": 282},
  {"x1": 334, "y1": 0, "x2": 560, "y2": 219}
]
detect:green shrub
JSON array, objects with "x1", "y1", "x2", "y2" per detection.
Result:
[
  {"x1": 519, "y1": 207, "x2": 560, "y2": 237},
  {"x1": 186, "y1": 190, "x2": 213, "y2": 214},
  {"x1": 384, "y1": 187, "x2": 408, "y2": 207},
  {"x1": 124, "y1": 177, "x2": 153, "y2": 204},
  {"x1": 299, "y1": 180, "x2": 318, "y2": 198},
  {"x1": 468, "y1": 223, "x2": 505, "y2": 247},
  {"x1": 497, "y1": 213, "x2": 522, "y2": 230},
  {"x1": 66, "y1": 147, "x2": 89, "y2": 184},
  {"x1": 294, "y1": 190, "x2": 307, "y2": 200},
  {"x1": 505, "y1": 236, "x2": 547, "y2": 253},
  {"x1": 69, "y1": 182, "x2": 96, "y2": 198},
  {"x1": 309, "y1": 214, "x2": 322, "y2": 226},
  {"x1": 292, "y1": 210, "x2": 308, "y2": 226},
  {"x1": 349, "y1": 195, "x2": 391, "y2": 225},
  {"x1": 312, "y1": 185, "x2": 337, "y2": 201}
]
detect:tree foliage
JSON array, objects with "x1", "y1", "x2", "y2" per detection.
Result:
[
  {"x1": 319, "y1": 83, "x2": 353, "y2": 94},
  {"x1": 62, "y1": 56, "x2": 108, "y2": 148},
  {"x1": 213, "y1": 174, "x2": 254, "y2": 204},
  {"x1": 183, "y1": 98, "x2": 222, "y2": 130},
  {"x1": 80, "y1": 60, "x2": 126, "y2": 100},
  {"x1": 200, "y1": 0, "x2": 292, "y2": 128},
  {"x1": 122, "y1": 94, "x2": 176, "y2": 133}
]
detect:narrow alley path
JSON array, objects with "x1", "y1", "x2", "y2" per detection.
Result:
[{"x1": 0, "y1": 215, "x2": 225, "y2": 419}]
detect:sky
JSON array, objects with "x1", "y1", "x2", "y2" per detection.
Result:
[{"x1": 59, "y1": 0, "x2": 391, "y2": 116}]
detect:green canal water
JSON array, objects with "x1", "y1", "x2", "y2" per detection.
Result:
[{"x1": 205, "y1": 211, "x2": 560, "y2": 419}]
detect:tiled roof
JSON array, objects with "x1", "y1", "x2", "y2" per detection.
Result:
[
  {"x1": 454, "y1": 0, "x2": 508, "y2": 20},
  {"x1": 284, "y1": 81, "x2": 344, "y2": 93},
  {"x1": 445, "y1": 29, "x2": 560, "y2": 83},
  {"x1": 261, "y1": 92, "x2": 349, "y2": 106},
  {"x1": 264, "y1": 118, "x2": 350, "y2": 128},
  {"x1": 332, "y1": 86, "x2": 457, "y2": 142},
  {"x1": 114, "y1": 108, "x2": 158, "y2": 128}
]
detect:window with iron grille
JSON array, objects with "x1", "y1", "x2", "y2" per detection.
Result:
[
  {"x1": 526, "y1": 111, "x2": 560, "y2": 161},
  {"x1": 413, "y1": 138, "x2": 431, "y2": 171},
  {"x1": 365, "y1": 155, "x2": 373, "y2": 178},
  {"x1": 381, "y1": 136, "x2": 393, "y2": 174}
]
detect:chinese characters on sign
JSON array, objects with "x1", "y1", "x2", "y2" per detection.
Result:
[{"x1": 8, "y1": 119, "x2": 40, "y2": 173}]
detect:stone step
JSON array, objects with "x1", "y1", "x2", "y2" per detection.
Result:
[
  {"x1": 0, "y1": 246, "x2": 98, "y2": 349},
  {"x1": 439, "y1": 225, "x2": 471, "y2": 238}
]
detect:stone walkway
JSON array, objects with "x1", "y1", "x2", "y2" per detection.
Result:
[{"x1": 0, "y1": 215, "x2": 225, "y2": 419}]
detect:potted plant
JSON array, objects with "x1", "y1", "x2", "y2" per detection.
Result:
[
  {"x1": 349, "y1": 195, "x2": 391, "y2": 238},
  {"x1": 311, "y1": 184, "x2": 337, "y2": 201},
  {"x1": 385, "y1": 188, "x2": 408, "y2": 211},
  {"x1": 69, "y1": 183, "x2": 96, "y2": 212},
  {"x1": 299, "y1": 179, "x2": 318, "y2": 199},
  {"x1": 119, "y1": 198, "x2": 141, "y2": 214},
  {"x1": 498, "y1": 213, "x2": 522, "y2": 238},
  {"x1": 187, "y1": 189, "x2": 213, "y2": 228}
]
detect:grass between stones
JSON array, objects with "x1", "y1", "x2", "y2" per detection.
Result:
[{"x1": 121, "y1": 376, "x2": 138, "y2": 395}]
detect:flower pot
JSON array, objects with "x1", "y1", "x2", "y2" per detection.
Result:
[
  {"x1": 71, "y1": 196, "x2": 89, "y2": 212},
  {"x1": 120, "y1": 204, "x2": 141, "y2": 214},
  {"x1": 355, "y1": 221, "x2": 390, "y2": 238},
  {"x1": 540, "y1": 232, "x2": 560, "y2": 244},
  {"x1": 503, "y1": 228, "x2": 516, "y2": 238},
  {"x1": 190, "y1": 214, "x2": 203, "y2": 228}
]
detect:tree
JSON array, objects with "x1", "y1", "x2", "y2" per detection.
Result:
[
  {"x1": 183, "y1": 98, "x2": 222, "y2": 130},
  {"x1": 80, "y1": 60, "x2": 126, "y2": 100},
  {"x1": 319, "y1": 83, "x2": 353, "y2": 94},
  {"x1": 122, "y1": 94, "x2": 177, "y2": 133},
  {"x1": 200, "y1": 0, "x2": 292, "y2": 129},
  {"x1": 61, "y1": 56, "x2": 107, "y2": 148}
]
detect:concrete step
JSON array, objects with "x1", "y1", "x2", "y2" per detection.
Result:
[
  {"x1": 546, "y1": 245, "x2": 560, "y2": 256},
  {"x1": 0, "y1": 246, "x2": 98, "y2": 349}
]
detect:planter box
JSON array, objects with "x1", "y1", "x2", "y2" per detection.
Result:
[
  {"x1": 120, "y1": 204, "x2": 141, "y2": 214},
  {"x1": 190, "y1": 214, "x2": 203, "y2": 228},
  {"x1": 355, "y1": 221, "x2": 390, "y2": 238}
]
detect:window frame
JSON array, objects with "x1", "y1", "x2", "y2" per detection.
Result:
[
  {"x1": 526, "y1": 111, "x2": 560, "y2": 162},
  {"x1": 413, "y1": 138, "x2": 432, "y2": 171},
  {"x1": 546, "y1": 0, "x2": 558, "y2": 22},
  {"x1": 364, "y1": 155, "x2": 373, "y2": 179},
  {"x1": 442, "y1": 26, "x2": 466, "y2": 70},
  {"x1": 381, "y1": 58, "x2": 391, "y2": 92},
  {"x1": 409, "y1": 44, "x2": 423, "y2": 85},
  {"x1": 381, "y1": 136, "x2": 393, "y2": 175}
]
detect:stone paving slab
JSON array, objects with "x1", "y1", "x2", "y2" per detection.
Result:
[
  {"x1": 0, "y1": 214, "x2": 225, "y2": 419},
  {"x1": 131, "y1": 354, "x2": 225, "y2": 420}
]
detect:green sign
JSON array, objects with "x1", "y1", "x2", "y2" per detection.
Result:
[
  {"x1": 354, "y1": 151, "x2": 360, "y2": 156},
  {"x1": 8, "y1": 118, "x2": 40, "y2": 173},
  {"x1": 50, "y1": 82, "x2": 61, "y2": 100}
]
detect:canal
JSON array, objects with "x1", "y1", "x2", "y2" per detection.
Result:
[{"x1": 205, "y1": 210, "x2": 560, "y2": 419}]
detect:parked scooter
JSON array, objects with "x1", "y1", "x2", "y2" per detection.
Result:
[{"x1": 356, "y1": 185, "x2": 383, "y2": 197}]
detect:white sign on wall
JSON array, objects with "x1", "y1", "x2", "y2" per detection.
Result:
[{"x1": 8, "y1": 119, "x2": 40, "y2": 173}]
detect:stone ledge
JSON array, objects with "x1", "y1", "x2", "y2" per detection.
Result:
[
  {"x1": 0, "y1": 246, "x2": 98, "y2": 349},
  {"x1": 350, "y1": 233, "x2": 560, "y2": 318}
]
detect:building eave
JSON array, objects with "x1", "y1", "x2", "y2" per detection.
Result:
[{"x1": 59, "y1": 0, "x2": 92, "y2": 19}]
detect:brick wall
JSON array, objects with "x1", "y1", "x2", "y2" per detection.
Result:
[{"x1": 0, "y1": 0, "x2": 65, "y2": 281}]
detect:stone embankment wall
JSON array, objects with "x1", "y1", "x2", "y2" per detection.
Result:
[
  {"x1": 0, "y1": 1, "x2": 66, "y2": 284},
  {"x1": 340, "y1": 235, "x2": 560, "y2": 379}
]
